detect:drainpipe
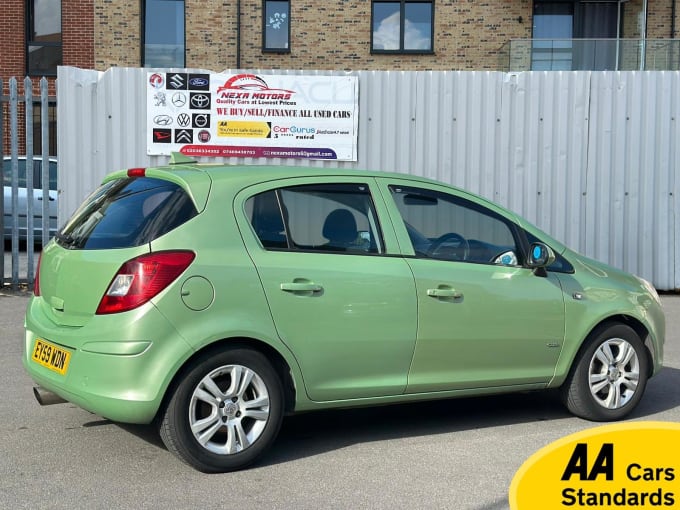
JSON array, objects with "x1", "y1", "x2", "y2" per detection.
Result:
[
  {"x1": 236, "y1": 0, "x2": 242, "y2": 69},
  {"x1": 615, "y1": 1, "x2": 622, "y2": 70},
  {"x1": 672, "y1": 0, "x2": 677, "y2": 39},
  {"x1": 640, "y1": 0, "x2": 648, "y2": 70}
]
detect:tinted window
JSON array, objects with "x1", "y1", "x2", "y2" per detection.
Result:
[
  {"x1": 246, "y1": 183, "x2": 384, "y2": 254},
  {"x1": 390, "y1": 185, "x2": 520, "y2": 265},
  {"x1": 57, "y1": 177, "x2": 197, "y2": 250}
]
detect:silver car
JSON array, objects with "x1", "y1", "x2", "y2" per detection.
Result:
[{"x1": 2, "y1": 156, "x2": 58, "y2": 242}]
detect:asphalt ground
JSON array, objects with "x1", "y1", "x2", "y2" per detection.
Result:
[{"x1": 1, "y1": 290, "x2": 678, "y2": 510}]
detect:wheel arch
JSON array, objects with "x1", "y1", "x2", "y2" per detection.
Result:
[
  {"x1": 563, "y1": 314, "x2": 654, "y2": 383},
  {"x1": 592, "y1": 315, "x2": 654, "y2": 378},
  {"x1": 156, "y1": 336, "x2": 299, "y2": 423}
]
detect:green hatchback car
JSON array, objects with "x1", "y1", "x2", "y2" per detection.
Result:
[{"x1": 24, "y1": 157, "x2": 665, "y2": 472}]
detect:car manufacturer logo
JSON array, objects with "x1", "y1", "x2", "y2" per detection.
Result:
[
  {"x1": 177, "y1": 113, "x2": 191, "y2": 127},
  {"x1": 198, "y1": 130, "x2": 211, "y2": 143},
  {"x1": 171, "y1": 93, "x2": 187, "y2": 108},
  {"x1": 152, "y1": 128, "x2": 172, "y2": 143},
  {"x1": 149, "y1": 73, "x2": 164, "y2": 89},
  {"x1": 188, "y1": 74, "x2": 210, "y2": 90},
  {"x1": 190, "y1": 93, "x2": 211, "y2": 109},
  {"x1": 175, "y1": 129, "x2": 193, "y2": 143},
  {"x1": 153, "y1": 92, "x2": 167, "y2": 107},
  {"x1": 167, "y1": 73, "x2": 187, "y2": 90},
  {"x1": 189, "y1": 77, "x2": 209, "y2": 88},
  {"x1": 153, "y1": 115, "x2": 173, "y2": 126},
  {"x1": 192, "y1": 114, "x2": 209, "y2": 128}
]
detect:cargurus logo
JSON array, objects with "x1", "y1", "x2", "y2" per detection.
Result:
[
  {"x1": 290, "y1": 126, "x2": 315, "y2": 134},
  {"x1": 273, "y1": 125, "x2": 316, "y2": 134}
]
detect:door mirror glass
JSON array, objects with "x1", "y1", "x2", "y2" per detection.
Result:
[{"x1": 526, "y1": 242, "x2": 556, "y2": 268}]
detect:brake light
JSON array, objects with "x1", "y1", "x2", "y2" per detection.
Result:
[
  {"x1": 34, "y1": 253, "x2": 42, "y2": 296},
  {"x1": 96, "y1": 251, "x2": 195, "y2": 314},
  {"x1": 127, "y1": 168, "x2": 146, "y2": 178}
]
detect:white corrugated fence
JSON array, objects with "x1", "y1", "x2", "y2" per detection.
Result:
[{"x1": 57, "y1": 67, "x2": 679, "y2": 290}]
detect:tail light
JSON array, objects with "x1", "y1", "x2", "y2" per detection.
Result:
[
  {"x1": 34, "y1": 253, "x2": 42, "y2": 296},
  {"x1": 96, "y1": 251, "x2": 195, "y2": 315}
]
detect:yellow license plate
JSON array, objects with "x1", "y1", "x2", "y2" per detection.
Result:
[{"x1": 31, "y1": 339, "x2": 71, "y2": 376}]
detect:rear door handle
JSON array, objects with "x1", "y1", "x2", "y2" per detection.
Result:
[
  {"x1": 427, "y1": 287, "x2": 462, "y2": 299},
  {"x1": 280, "y1": 282, "x2": 323, "y2": 294}
]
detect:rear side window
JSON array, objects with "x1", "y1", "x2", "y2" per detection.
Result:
[
  {"x1": 56, "y1": 177, "x2": 197, "y2": 249},
  {"x1": 246, "y1": 183, "x2": 384, "y2": 254}
]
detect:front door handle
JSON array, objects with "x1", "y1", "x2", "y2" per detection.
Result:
[
  {"x1": 280, "y1": 281, "x2": 323, "y2": 294},
  {"x1": 427, "y1": 287, "x2": 462, "y2": 299}
]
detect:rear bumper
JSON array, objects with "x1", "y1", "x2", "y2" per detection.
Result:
[{"x1": 23, "y1": 297, "x2": 194, "y2": 424}]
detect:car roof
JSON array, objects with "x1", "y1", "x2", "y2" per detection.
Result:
[{"x1": 163, "y1": 162, "x2": 455, "y2": 191}]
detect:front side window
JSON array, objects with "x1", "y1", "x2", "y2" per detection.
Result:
[
  {"x1": 246, "y1": 183, "x2": 383, "y2": 254},
  {"x1": 143, "y1": 0, "x2": 185, "y2": 67},
  {"x1": 390, "y1": 185, "x2": 519, "y2": 265},
  {"x1": 372, "y1": 0, "x2": 433, "y2": 53},
  {"x1": 263, "y1": 0, "x2": 290, "y2": 52},
  {"x1": 27, "y1": 0, "x2": 62, "y2": 76}
]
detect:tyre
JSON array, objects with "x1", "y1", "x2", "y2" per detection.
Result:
[
  {"x1": 561, "y1": 324, "x2": 649, "y2": 421},
  {"x1": 159, "y1": 347, "x2": 284, "y2": 472}
]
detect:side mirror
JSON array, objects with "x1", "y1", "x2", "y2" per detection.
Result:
[{"x1": 526, "y1": 242, "x2": 555, "y2": 270}]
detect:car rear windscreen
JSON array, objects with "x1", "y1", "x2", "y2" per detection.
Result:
[{"x1": 56, "y1": 177, "x2": 198, "y2": 250}]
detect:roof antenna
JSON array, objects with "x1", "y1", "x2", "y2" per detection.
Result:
[{"x1": 169, "y1": 152, "x2": 197, "y2": 165}]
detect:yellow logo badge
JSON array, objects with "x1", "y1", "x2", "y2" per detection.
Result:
[{"x1": 509, "y1": 422, "x2": 680, "y2": 509}]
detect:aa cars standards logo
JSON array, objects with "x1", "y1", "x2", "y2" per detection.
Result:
[{"x1": 509, "y1": 422, "x2": 680, "y2": 509}]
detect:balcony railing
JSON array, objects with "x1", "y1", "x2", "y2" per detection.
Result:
[{"x1": 499, "y1": 39, "x2": 680, "y2": 72}]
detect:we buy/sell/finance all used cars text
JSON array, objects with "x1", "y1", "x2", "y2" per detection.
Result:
[{"x1": 24, "y1": 156, "x2": 665, "y2": 472}]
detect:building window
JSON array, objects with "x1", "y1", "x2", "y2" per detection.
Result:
[
  {"x1": 263, "y1": 1, "x2": 290, "y2": 52},
  {"x1": 532, "y1": 1, "x2": 622, "y2": 71},
  {"x1": 143, "y1": 0, "x2": 185, "y2": 67},
  {"x1": 26, "y1": 0, "x2": 62, "y2": 76},
  {"x1": 371, "y1": 0, "x2": 433, "y2": 53},
  {"x1": 32, "y1": 101, "x2": 58, "y2": 156}
]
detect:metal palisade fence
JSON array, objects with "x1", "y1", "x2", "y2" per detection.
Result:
[{"x1": 1, "y1": 77, "x2": 55, "y2": 289}]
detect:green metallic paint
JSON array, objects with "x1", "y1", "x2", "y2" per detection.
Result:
[
  {"x1": 24, "y1": 297, "x2": 194, "y2": 423},
  {"x1": 37, "y1": 242, "x2": 151, "y2": 327},
  {"x1": 404, "y1": 261, "x2": 566, "y2": 392},
  {"x1": 234, "y1": 177, "x2": 418, "y2": 401},
  {"x1": 546, "y1": 251, "x2": 665, "y2": 387},
  {"x1": 23, "y1": 163, "x2": 666, "y2": 425}
]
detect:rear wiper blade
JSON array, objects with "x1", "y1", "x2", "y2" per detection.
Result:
[{"x1": 55, "y1": 232, "x2": 76, "y2": 247}]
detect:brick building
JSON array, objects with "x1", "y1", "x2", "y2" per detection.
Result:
[{"x1": 2, "y1": 0, "x2": 679, "y2": 154}]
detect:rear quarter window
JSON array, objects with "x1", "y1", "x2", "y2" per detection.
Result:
[{"x1": 57, "y1": 177, "x2": 198, "y2": 249}]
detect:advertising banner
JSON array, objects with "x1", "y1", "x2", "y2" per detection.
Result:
[{"x1": 146, "y1": 72, "x2": 358, "y2": 161}]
